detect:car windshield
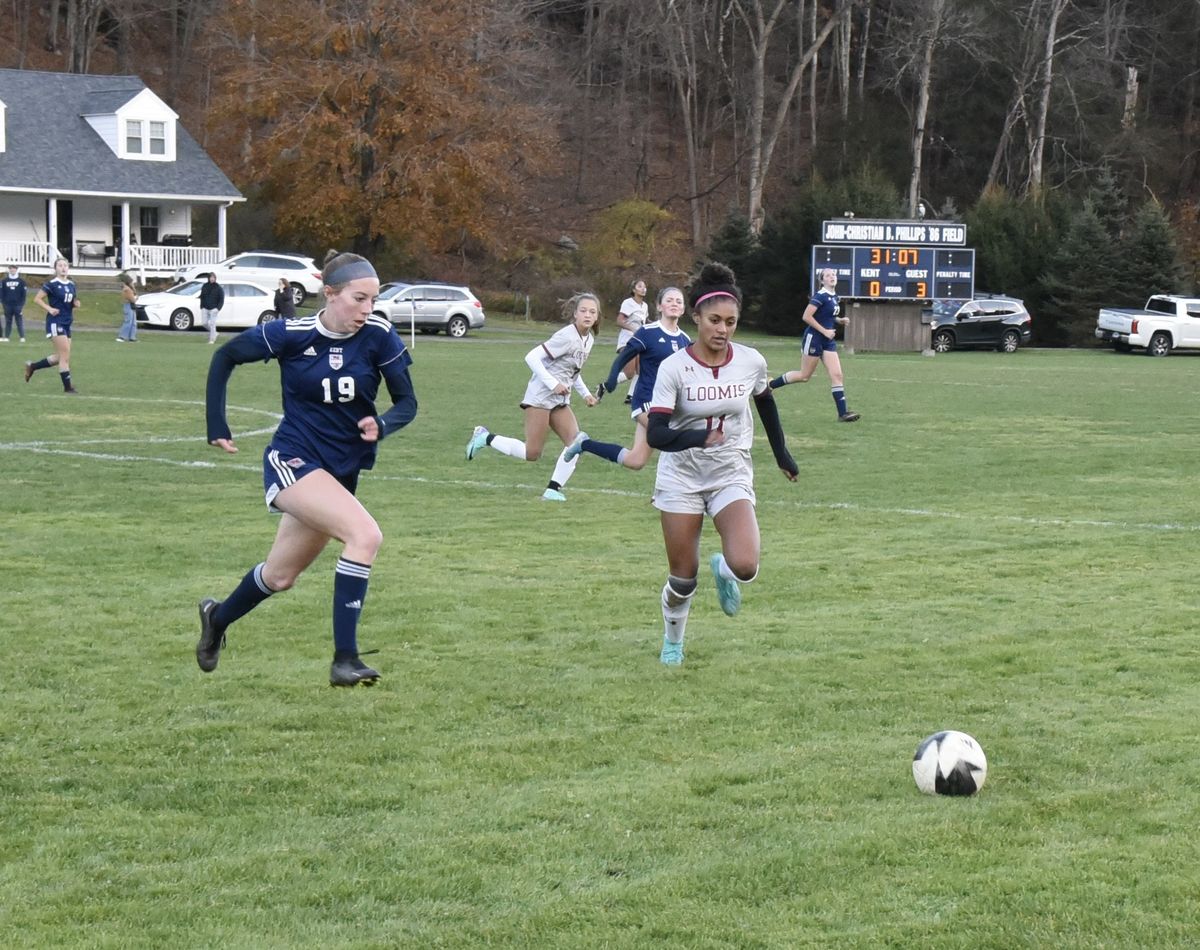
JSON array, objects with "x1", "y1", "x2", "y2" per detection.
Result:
[
  {"x1": 168, "y1": 281, "x2": 203, "y2": 296},
  {"x1": 932, "y1": 298, "x2": 966, "y2": 318},
  {"x1": 378, "y1": 283, "x2": 411, "y2": 301}
]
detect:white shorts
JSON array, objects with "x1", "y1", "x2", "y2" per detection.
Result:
[
  {"x1": 652, "y1": 483, "x2": 755, "y2": 517},
  {"x1": 521, "y1": 377, "x2": 571, "y2": 411}
]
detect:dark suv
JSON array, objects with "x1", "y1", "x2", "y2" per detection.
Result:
[{"x1": 929, "y1": 295, "x2": 1033, "y2": 353}]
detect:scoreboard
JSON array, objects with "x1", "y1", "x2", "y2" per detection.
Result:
[{"x1": 811, "y1": 245, "x2": 975, "y2": 300}]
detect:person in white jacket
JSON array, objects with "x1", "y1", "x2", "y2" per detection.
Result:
[{"x1": 464, "y1": 293, "x2": 600, "y2": 500}]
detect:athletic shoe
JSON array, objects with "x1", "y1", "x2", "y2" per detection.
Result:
[
  {"x1": 196, "y1": 598, "x2": 226, "y2": 672},
  {"x1": 623, "y1": 394, "x2": 632, "y2": 405},
  {"x1": 838, "y1": 411, "x2": 861, "y2": 422},
  {"x1": 465, "y1": 425, "x2": 489, "y2": 460},
  {"x1": 116, "y1": 337, "x2": 127, "y2": 343},
  {"x1": 659, "y1": 638, "x2": 684, "y2": 666},
  {"x1": 330, "y1": 653, "x2": 380, "y2": 687},
  {"x1": 563, "y1": 430, "x2": 587, "y2": 463},
  {"x1": 542, "y1": 488, "x2": 566, "y2": 502},
  {"x1": 63, "y1": 388, "x2": 79, "y2": 395},
  {"x1": 594, "y1": 382, "x2": 607, "y2": 401},
  {"x1": 23, "y1": 361, "x2": 33, "y2": 382},
  {"x1": 0, "y1": 337, "x2": 8, "y2": 343},
  {"x1": 710, "y1": 553, "x2": 741, "y2": 617},
  {"x1": 19, "y1": 338, "x2": 26, "y2": 343}
]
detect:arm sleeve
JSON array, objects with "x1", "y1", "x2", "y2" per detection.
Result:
[
  {"x1": 753, "y1": 390, "x2": 799, "y2": 477},
  {"x1": 646, "y1": 410, "x2": 710, "y2": 452},
  {"x1": 524, "y1": 344, "x2": 560, "y2": 390},
  {"x1": 572, "y1": 375, "x2": 591, "y2": 399},
  {"x1": 603, "y1": 341, "x2": 642, "y2": 391},
  {"x1": 205, "y1": 329, "x2": 273, "y2": 442},
  {"x1": 376, "y1": 357, "x2": 418, "y2": 438}
]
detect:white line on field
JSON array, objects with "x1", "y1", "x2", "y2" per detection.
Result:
[{"x1": 2, "y1": 439, "x2": 1198, "y2": 534}]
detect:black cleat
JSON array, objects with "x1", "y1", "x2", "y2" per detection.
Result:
[
  {"x1": 330, "y1": 653, "x2": 380, "y2": 688},
  {"x1": 594, "y1": 381, "x2": 607, "y2": 401},
  {"x1": 838, "y1": 411, "x2": 861, "y2": 422},
  {"x1": 196, "y1": 598, "x2": 226, "y2": 672},
  {"x1": 623, "y1": 394, "x2": 632, "y2": 405}
]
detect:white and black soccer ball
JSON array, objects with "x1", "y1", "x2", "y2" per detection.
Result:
[{"x1": 912, "y1": 730, "x2": 987, "y2": 796}]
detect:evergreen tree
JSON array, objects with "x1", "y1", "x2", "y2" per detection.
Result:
[
  {"x1": 1123, "y1": 201, "x2": 1183, "y2": 298},
  {"x1": 1088, "y1": 166, "x2": 1128, "y2": 241},
  {"x1": 1039, "y1": 201, "x2": 1123, "y2": 345},
  {"x1": 966, "y1": 187, "x2": 1056, "y2": 307},
  {"x1": 706, "y1": 212, "x2": 762, "y2": 317}
]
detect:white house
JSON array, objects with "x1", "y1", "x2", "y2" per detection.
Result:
[{"x1": 0, "y1": 68, "x2": 244, "y2": 278}]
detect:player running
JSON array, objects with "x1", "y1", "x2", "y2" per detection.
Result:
[
  {"x1": 561, "y1": 285, "x2": 691, "y2": 473},
  {"x1": 768, "y1": 266, "x2": 860, "y2": 422},
  {"x1": 644, "y1": 263, "x2": 798, "y2": 666}
]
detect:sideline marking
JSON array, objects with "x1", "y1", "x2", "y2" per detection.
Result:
[{"x1": 2, "y1": 440, "x2": 1198, "y2": 534}]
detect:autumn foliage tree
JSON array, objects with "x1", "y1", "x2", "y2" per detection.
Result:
[{"x1": 205, "y1": 0, "x2": 557, "y2": 262}]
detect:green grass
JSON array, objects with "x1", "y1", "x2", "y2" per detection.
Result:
[{"x1": 3, "y1": 302, "x2": 1200, "y2": 947}]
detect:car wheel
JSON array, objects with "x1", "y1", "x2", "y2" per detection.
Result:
[
  {"x1": 170, "y1": 308, "x2": 195, "y2": 331},
  {"x1": 290, "y1": 283, "x2": 306, "y2": 307},
  {"x1": 1000, "y1": 329, "x2": 1021, "y2": 353},
  {"x1": 932, "y1": 329, "x2": 954, "y2": 353},
  {"x1": 257, "y1": 311, "x2": 277, "y2": 325},
  {"x1": 447, "y1": 315, "x2": 470, "y2": 338},
  {"x1": 1148, "y1": 331, "x2": 1172, "y2": 357}
]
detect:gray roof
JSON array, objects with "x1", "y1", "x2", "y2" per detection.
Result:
[{"x1": 0, "y1": 68, "x2": 243, "y2": 201}]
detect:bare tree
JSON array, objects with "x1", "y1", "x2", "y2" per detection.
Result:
[{"x1": 729, "y1": 0, "x2": 849, "y2": 232}]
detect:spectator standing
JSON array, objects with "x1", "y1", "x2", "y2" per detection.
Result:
[
  {"x1": 199, "y1": 272, "x2": 225, "y2": 344},
  {"x1": 273, "y1": 278, "x2": 298, "y2": 319},
  {"x1": 1, "y1": 262, "x2": 26, "y2": 343},
  {"x1": 116, "y1": 273, "x2": 139, "y2": 342}
]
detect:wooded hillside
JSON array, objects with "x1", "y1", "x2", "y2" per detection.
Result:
[{"x1": 8, "y1": 0, "x2": 1199, "y2": 339}]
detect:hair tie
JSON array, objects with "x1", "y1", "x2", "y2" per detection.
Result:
[
  {"x1": 695, "y1": 290, "x2": 737, "y2": 306},
  {"x1": 324, "y1": 259, "x2": 378, "y2": 287}
]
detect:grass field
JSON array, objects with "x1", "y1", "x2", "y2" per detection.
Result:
[{"x1": 2, "y1": 299, "x2": 1199, "y2": 947}]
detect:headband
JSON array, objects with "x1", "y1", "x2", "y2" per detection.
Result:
[
  {"x1": 695, "y1": 290, "x2": 738, "y2": 306},
  {"x1": 324, "y1": 259, "x2": 378, "y2": 287}
]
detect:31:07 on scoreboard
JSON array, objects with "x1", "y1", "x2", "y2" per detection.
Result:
[{"x1": 811, "y1": 245, "x2": 975, "y2": 300}]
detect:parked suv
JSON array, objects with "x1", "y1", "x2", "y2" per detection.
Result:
[
  {"x1": 929, "y1": 295, "x2": 1032, "y2": 353},
  {"x1": 174, "y1": 252, "x2": 322, "y2": 307},
  {"x1": 374, "y1": 282, "x2": 485, "y2": 337}
]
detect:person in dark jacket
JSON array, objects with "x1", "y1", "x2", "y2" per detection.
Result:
[
  {"x1": 273, "y1": 278, "x2": 298, "y2": 319},
  {"x1": 199, "y1": 273, "x2": 225, "y2": 344},
  {"x1": 1, "y1": 263, "x2": 26, "y2": 343}
]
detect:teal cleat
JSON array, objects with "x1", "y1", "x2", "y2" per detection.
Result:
[
  {"x1": 542, "y1": 488, "x2": 566, "y2": 502},
  {"x1": 659, "y1": 638, "x2": 684, "y2": 666},
  {"x1": 465, "y1": 425, "x2": 489, "y2": 460},
  {"x1": 563, "y1": 430, "x2": 588, "y2": 463},
  {"x1": 710, "y1": 553, "x2": 741, "y2": 617}
]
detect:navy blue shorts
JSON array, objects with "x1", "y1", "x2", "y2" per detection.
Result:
[
  {"x1": 46, "y1": 317, "x2": 72, "y2": 339},
  {"x1": 262, "y1": 446, "x2": 359, "y2": 512},
  {"x1": 802, "y1": 327, "x2": 836, "y2": 357}
]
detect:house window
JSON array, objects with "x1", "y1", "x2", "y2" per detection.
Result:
[
  {"x1": 126, "y1": 120, "x2": 143, "y2": 154},
  {"x1": 149, "y1": 121, "x2": 166, "y2": 155}
]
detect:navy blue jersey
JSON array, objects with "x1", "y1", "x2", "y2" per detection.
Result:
[
  {"x1": 620, "y1": 321, "x2": 692, "y2": 407},
  {"x1": 41, "y1": 279, "x2": 78, "y2": 325},
  {"x1": 207, "y1": 313, "x2": 416, "y2": 477},
  {"x1": 2, "y1": 275, "x2": 26, "y2": 309},
  {"x1": 808, "y1": 289, "x2": 840, "y2": 330}
]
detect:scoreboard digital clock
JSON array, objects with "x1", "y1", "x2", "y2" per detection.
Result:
[{"x1": 811, "y1": 245, "x2": 975, "y2": 300}]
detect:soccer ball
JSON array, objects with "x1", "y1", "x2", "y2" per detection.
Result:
[{"x1": 912, "y1": 730, "x2": 987, "y2": 796}]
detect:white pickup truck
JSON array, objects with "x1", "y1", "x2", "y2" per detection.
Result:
[{"x1": 1095, "y1": 295, "x2": 1200, "y2": 356}]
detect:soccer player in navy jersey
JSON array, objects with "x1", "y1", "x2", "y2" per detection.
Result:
[
  {"x1": 768, "y1": 266, "x2": 860, "y2": 422},
  {"x1": 561, "y1": 285, "x2": 690, "y2": 473},
  {"x1": 25, "y1": 258, "x2": 80, "y2": 393},
  {"x1": 198, "y1": 251, "x2": 418, "y2": 687},
  {"x1": 643, "y1": 263, "x2": 798, "y2": 666}
]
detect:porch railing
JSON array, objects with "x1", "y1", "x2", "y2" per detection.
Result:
[{"x1": 0, "y1": 240, "x2": 223, "y2": 277}]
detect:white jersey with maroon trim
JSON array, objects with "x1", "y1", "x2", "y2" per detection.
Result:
[
  {"x1": 521, "y1": 323, "x2": 594, "y2": 408},
  {"x1": 648, "y1": 342, "x2": 770, "y2": 494}
]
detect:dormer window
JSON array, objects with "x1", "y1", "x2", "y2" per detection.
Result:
[{"x1": 126, "y1": 119, "x2": 166, "y2": 155}]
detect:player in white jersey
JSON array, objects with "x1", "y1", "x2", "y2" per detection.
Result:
[
  {"x1": 465, "y1": 293, "x2": 599, "y2": 501},
  {"x1": 614, "y1": 278, "x2": 649, "y2": 399},
  {"x1": 645, "y1": 263, "x2": 798, "y2": 666}
]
